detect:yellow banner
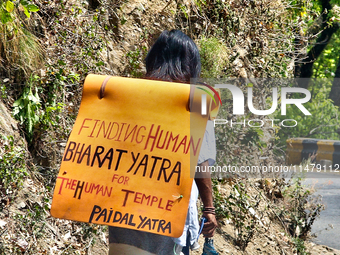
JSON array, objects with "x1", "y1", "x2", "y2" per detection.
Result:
[{"x1": 51, "y1": 75, "x2": 210, "y2": 237}]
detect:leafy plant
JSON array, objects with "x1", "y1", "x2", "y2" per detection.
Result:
[
  {"x1": 12, "y1": 71, "x2": 71, "y2": 145},
  {"x1": 126, "y1": 48, "x2": 146, "y2": 78},
  {"x1": 213, "y1": 180, "x2": 262, "y2": 251},
  {"x1": 313, "y1": 33, "x2": 340, "y2": 79},
  {"x1": 212, "y1": 179, "x2": 229, "y2": 219},
  {"x1": 1, "y1": 1, "x2": 39, "y2": 24},
  {"x1": 199, "y1": 37, "x2": 230, "y2": 78},
  {"x1": 13, "y1": 75, "x2": 42, "y2": 143},
  {"x1": 292, "y1": 237, "x2": 310, "y2": 255},
  {"x1": 281, "y1": 174, "x2": 324, "y2": 240},
  {"x1": 0, "y1": 0, "x2": 43, "y2": 76},
  {"x1": 227, "y1": 182, "x2": 261, "y2": 250},
  {"x1": 274, "y1": 84, "x2": 340, "y2": 148},
  {"x1": 0, "y1": 135, "x2": 27, "y2": 209}
]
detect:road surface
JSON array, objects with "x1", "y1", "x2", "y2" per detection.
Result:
[{"x1": 300, "y1": 171, "x2": 340, "y2": 250}]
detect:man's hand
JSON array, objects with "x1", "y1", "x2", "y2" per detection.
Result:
[
  {"x1": 195, "y1": 160, "x2": 218, "y2": 237},
  {"x1": 202, "y1": 212, "x2": 218, "y2": 237}
]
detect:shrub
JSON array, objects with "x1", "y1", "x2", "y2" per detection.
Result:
[{"x1": 0, "y1": 135, "x2": 27, "y2": 209}]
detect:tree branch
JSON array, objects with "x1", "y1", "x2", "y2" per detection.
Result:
[
  {"x1": 299, "y1": 23, "x2": 339, "y2": 80},
  {"x1": 295, "y1": 0, "x2": 339, "y2": 86},
  {"x1": 329, "y1": 55, "x2": 340, "y2": 106}
]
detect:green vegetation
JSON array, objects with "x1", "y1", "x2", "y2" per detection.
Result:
[
  {"x1": 0, "y1": 0, "x2": 339, "y2": 254},
  {"x1": 212, "y1": 173, "x2": 324, "y2": 252},
  {"x1": 0, "y1": 1, "x2": 43, "y2": 76},
  {"x1": 282, "y1": 174, "x2": 324, "y2": 240},
  {"x1": 13, "y1": 75, "x2": 42, "y2": 143},
  {"x1": 225, "y1": 182, "x2": 260, "y2": 250},
  {"x1": 275, "y1": 86, "x2": 339, "y2": 146},
  {"x1": 0, "y1": 135, "x2": 27, "y2": 205},
  {"x1": 126, "y1": 47, "x2": 148, "y2": 78},
  {"x1": 199, "y1": 37, "x2": 230, "y2": 78}
]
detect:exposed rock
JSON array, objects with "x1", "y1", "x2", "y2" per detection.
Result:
[{"x1": 0, "y1": 100, "x2": 19, "y2": 140}]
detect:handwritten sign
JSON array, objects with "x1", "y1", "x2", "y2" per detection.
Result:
[{"x1": 50, "y1": 74, "x2": 210, "y2": 237}]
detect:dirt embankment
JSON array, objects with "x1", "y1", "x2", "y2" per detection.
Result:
[{"x1": 1, "y1": 0, "x2": 340, "y2": 254}]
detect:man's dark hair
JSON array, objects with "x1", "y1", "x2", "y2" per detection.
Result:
[{"x1": 145, "y1": 30, "x2": 201, "y2": 83}]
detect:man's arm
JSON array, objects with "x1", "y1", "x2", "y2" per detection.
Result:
[{"x1": 195, "y1": 160, "x2": 218, "y2": 237}]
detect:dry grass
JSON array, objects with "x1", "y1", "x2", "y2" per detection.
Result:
[{"x1": 0, "y1": 10, "x2": 44, "y2": 77}]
